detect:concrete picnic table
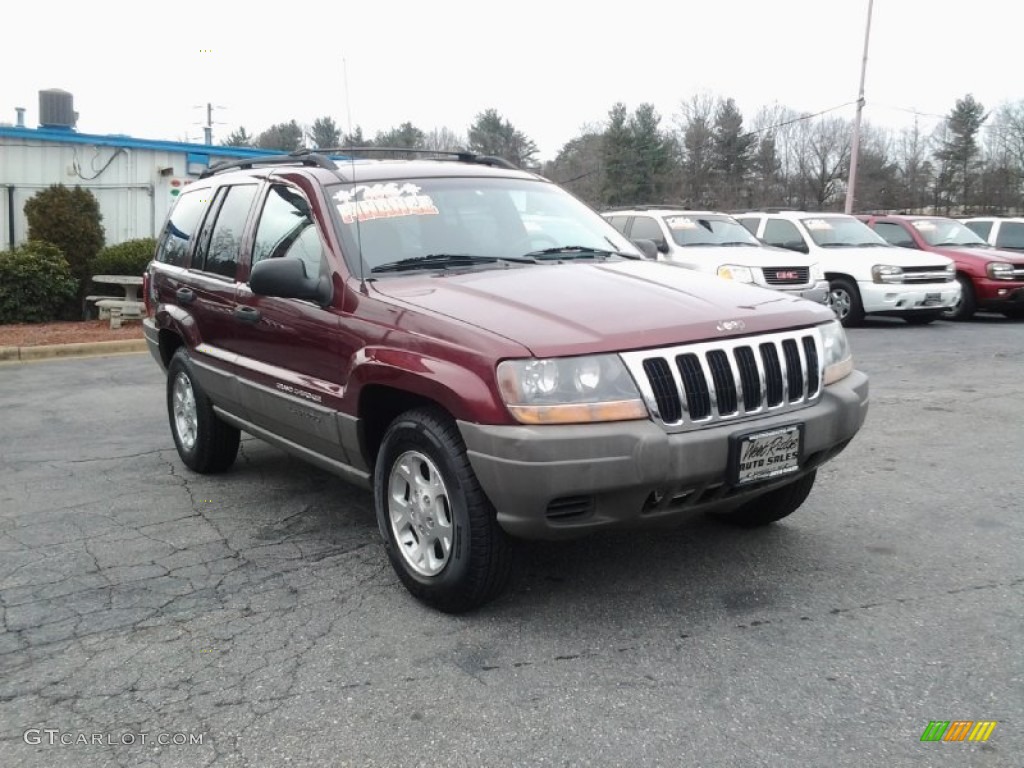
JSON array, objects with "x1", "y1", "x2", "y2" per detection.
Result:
[{"x1": 92, "y1": 274, "x2": 143, "y2": 303}]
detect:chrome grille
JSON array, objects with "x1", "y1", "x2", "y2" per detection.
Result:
[
  {"x1": 762, "y1": 266, "x2": 810, "y2": 285},
  {"x1": 901, "y1": 265, "x2": 954, "y2": 283},
  {"x1": 621, "y1": 329, "x2": 824, "y2": 431}
]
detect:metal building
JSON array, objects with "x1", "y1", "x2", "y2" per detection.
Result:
[{"x1": 1, "y1": 108, "x2": 281, "y2": 251}]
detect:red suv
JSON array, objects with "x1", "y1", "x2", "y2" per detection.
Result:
[
  {"x1": 859, "y1": 214, "x2": 1024, "y2": 320},
  {"x1": 144, "y1": 151, "x2": 869, "y2": 612}
]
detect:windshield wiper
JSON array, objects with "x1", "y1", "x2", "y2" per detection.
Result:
[
  {"x1": 370, "y1": 253, "x2": 536, "y2": 273},
  {"x1": 935, "y1": 241, "x2": 986, "y2": 247},
  {"x1": 719, "y1": 241, "x2": 759, "y2": 246},
  {"x1": 523, "y1": 245, "x2": 636, "y2": 260}
]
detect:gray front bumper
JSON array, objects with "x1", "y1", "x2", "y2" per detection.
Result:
[
  {"x1": 777, "y1": 280, "x2": 831, "y2": 305},
  {"x1": 460, "y1": 370, "x2": 868, "y2": 540}
]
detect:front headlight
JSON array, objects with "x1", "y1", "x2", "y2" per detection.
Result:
[
  {"x1": 987, "y1": 262, "x2": 1014, "y2": 280},
  {"x1": 810, "y1": 262, "x2": 825, "y2": 281},
  {"x1": 717, "y1": 264, "x2": 755, "y2": 283},
  {"x1": 497, "y1": 354, "x2": 648, "y2": 424},
  {"x1": 871, "y1": 264, "x2": 904, "y2": 284},
  {"x1": 819, "y1": 320, "x2": 854, "y2": 385}
]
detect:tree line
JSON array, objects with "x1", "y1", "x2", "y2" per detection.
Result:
[
  {"x1": 222, "y1": 94, "x2": 1024, "y2": 215},
  {"x1": 222, "y1": 109, "x2": 538, "y2": 170}
]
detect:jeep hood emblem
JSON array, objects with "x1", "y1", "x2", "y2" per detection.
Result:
[{"x1": 716, "y1": 319, "x2": 746, "y2": 332}]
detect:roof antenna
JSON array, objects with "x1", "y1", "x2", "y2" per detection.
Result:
[{"x1": 342, "y1": 56, "x2": 367, "y2": 294}]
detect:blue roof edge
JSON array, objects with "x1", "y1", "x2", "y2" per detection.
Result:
[{"x1": 0, "y1": 125, "x2": 293, "y2": 158}]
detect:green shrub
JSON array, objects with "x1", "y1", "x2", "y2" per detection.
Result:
[
  {"x1": 23, "y1": 185, "x2": 105, "y2": 287},
  {"x1": 92, "y1": 238, "x2": 158, "y2": 278},
  {"x1": 0, "y1": 241, "x2": 79, "y2": 324}
]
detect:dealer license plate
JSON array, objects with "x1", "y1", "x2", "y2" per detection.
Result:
[{"x1": 729, "y1": 424, "x2": 803, "y2": 486}]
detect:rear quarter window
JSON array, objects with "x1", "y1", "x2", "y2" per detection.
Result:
[
  {"x1": 964, "y1": 220, "x2": 992, "y2": 240},
  {"x1": 995, "y1": 222, "x2": 1024, "y2": 250},
  {"x1": 155, "y1": 189, "x2": 209, "y2": 267}
]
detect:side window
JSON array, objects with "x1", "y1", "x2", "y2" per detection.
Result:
[
  {"x1": 195, "y1": 184, "x2": 258, "y2": 279},
  {"x1": 763, "y1": 219, "x2": 805, "y2": 250},
  {"x1": 965, "y1": 220, "x2": 992, "y2": 240},
  {"x1": 252, "y1": 184, "x2": 325, "y2": 279},
  {"x1": 629, "y1": 216, "x2": 665, "y2": 245},
  {"x1": 736, "y1": 217, "x2": 760, "y2": 236},
  {"x1": 604, "y1": 215, "x2": 629, "y2": 234},
  {"x1": 995, "y1": 222, "x2": 1024, "y2": 250},
  {"x1": 874, "y1": 222, "x2": 916, "y2": 248},
  {"x1": 155, "y1": 189, "x2": 208, "y2": 267}
]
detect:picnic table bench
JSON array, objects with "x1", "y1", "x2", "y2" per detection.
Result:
[{"x1": 89, "y1": 275, "x2": 145, "y2": 328}]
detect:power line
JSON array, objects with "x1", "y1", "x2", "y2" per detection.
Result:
[
  {"x1": 869, "y1": 103, "x2": 948, "y2": 121},
  {"x1": 743, "y1": 101, "x2": 858, "y2": 139}
]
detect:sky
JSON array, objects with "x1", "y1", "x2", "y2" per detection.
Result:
[{"x1": 1, "y1": 0, "x2": 1019, "y2": 162}]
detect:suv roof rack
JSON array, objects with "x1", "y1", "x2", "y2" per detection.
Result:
[
  {"x1": 300, "y1": 146, "x2": 521, "y2": 170},
  {"x1": 199, "y1": 153, "x2": 338, "y2": 179},
  {"x1": 601, "y1": 203, "x2": 690, "y2": 212}
]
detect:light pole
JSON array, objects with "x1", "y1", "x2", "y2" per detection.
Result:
[{"x1": 845, "y1": 0, "x2": 874, "y2": 214}]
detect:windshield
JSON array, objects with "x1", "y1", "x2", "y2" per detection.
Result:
[
  {"x1": 664, "y1": 214, "x2": 761, "y2": 246},
  {"x1": 911, "y1": 218, "x2": 988, "y2": 247},
  {"x1": 800, "y1": 216, "x2": 889, "y2": 247},
  {"x1": 326, "y1": 177, "x2": 640, "y2": 275}
]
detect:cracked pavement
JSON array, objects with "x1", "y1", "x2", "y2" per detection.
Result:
[{"x1": 0, "y1": 317, "x2": 1021, "y2": 767}]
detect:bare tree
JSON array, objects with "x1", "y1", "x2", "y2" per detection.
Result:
[
  {"x1": 423, "y1": 126, "x2": 466, "y2": 153},
  {"x1": 894, "y1": 118, "x2": 932, "y2": 212},
  {"x1": 796, "y1": 115, "x2": 851, "y2": 210},
  {"x1": 675, "y1": 92, "x2": 718, "y2": 208}
]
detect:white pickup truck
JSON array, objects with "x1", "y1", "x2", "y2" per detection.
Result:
[{"x1": 735, "y1": 211, "x2": 959, "y2": 326}]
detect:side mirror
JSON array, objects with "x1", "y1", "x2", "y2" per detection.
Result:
[
  {"x1": 783, "y1": 240, "x2": 809, "y2": 254},
  {"x1": 250, "y1": 258, "x2": 332, "y2": 306},
  {"x1": 656, "y1": 240, "x2": 670, "y2": 254},
  {"x1": 631, "y1": 238, "x2": 659, "y2": 260}
]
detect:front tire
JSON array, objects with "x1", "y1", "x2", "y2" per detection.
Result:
[
  {"x1": 829, "y1": 278, "x2": 865, "y2": 327},
  {"x1": 717, "y1": 470, "x2": 817, "y2": 527},
  {"x1": 374, "y1": 407, "x2": 513, "y2": 613},
  {"x1": 166, "y1": 349, "x2": 240, "y2": 473},
  {"x1": 942, "y1": 274, "x2": 976, "y2": 321}
]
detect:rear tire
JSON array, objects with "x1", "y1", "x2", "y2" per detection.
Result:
[
  {"x1": 166, "y1": 349, "x2": 240, "y2": 473},
  {"x1": 374, "y1": 407, "x2": 513, "y2": 613},
  {"x1": 829, "y1": 278, "x2": 864, "y2": 327},
  {"x1": 718, "y1": 470, "x2": 817, "y2": 527},
  {"x1": 941, "y1": 274, "x2": 976, "y2": 321}
]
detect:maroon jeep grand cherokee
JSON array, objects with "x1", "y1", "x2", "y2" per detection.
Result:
[{"x1": 143, "y1": 152, "x2": 869, "y2": 612}]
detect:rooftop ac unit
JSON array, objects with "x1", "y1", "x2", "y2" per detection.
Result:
[{"x1": 39, "y1": 89, "x2": 78, "y2": 129}]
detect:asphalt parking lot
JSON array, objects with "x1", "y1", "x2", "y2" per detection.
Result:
[{"x1": 1, "y1": 316, "x2": 1021, "y2": 767}]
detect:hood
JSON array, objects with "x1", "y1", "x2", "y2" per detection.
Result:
[
  {"x1": 370, "y1": 260, "x2": 834, "y2": 358},
  {"x1": 669, "y1": 244, "x2": 818, "y2": 268},
  {"x1": 815, "y1": 245, "x2": 953, "y2": 269},
  {"x1": 934, "y1": 245, "x2": 1024, "y2": 264}
]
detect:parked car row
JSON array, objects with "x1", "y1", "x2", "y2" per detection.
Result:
[
  {"x1": 859, "y1": 214, "x2": 1024, "y2": 320},
  {"x1": 602, "y1": 206, "x2": 1024, "y2": 326}
]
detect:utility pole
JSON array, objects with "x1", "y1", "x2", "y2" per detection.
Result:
[
  {"x1": 845, "y1": 0, "x2": 874, "y2": 215},
  {"x1": 193, "y1": 103, "x2": 226, "y2": 145}
]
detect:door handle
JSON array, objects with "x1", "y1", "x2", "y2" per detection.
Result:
[
  {"x1": 175, "y1": 287, "x2": 195, "y2": 305},
  {"x1": 233, "y1": 306, "x2": 261, "y2": 325}
]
